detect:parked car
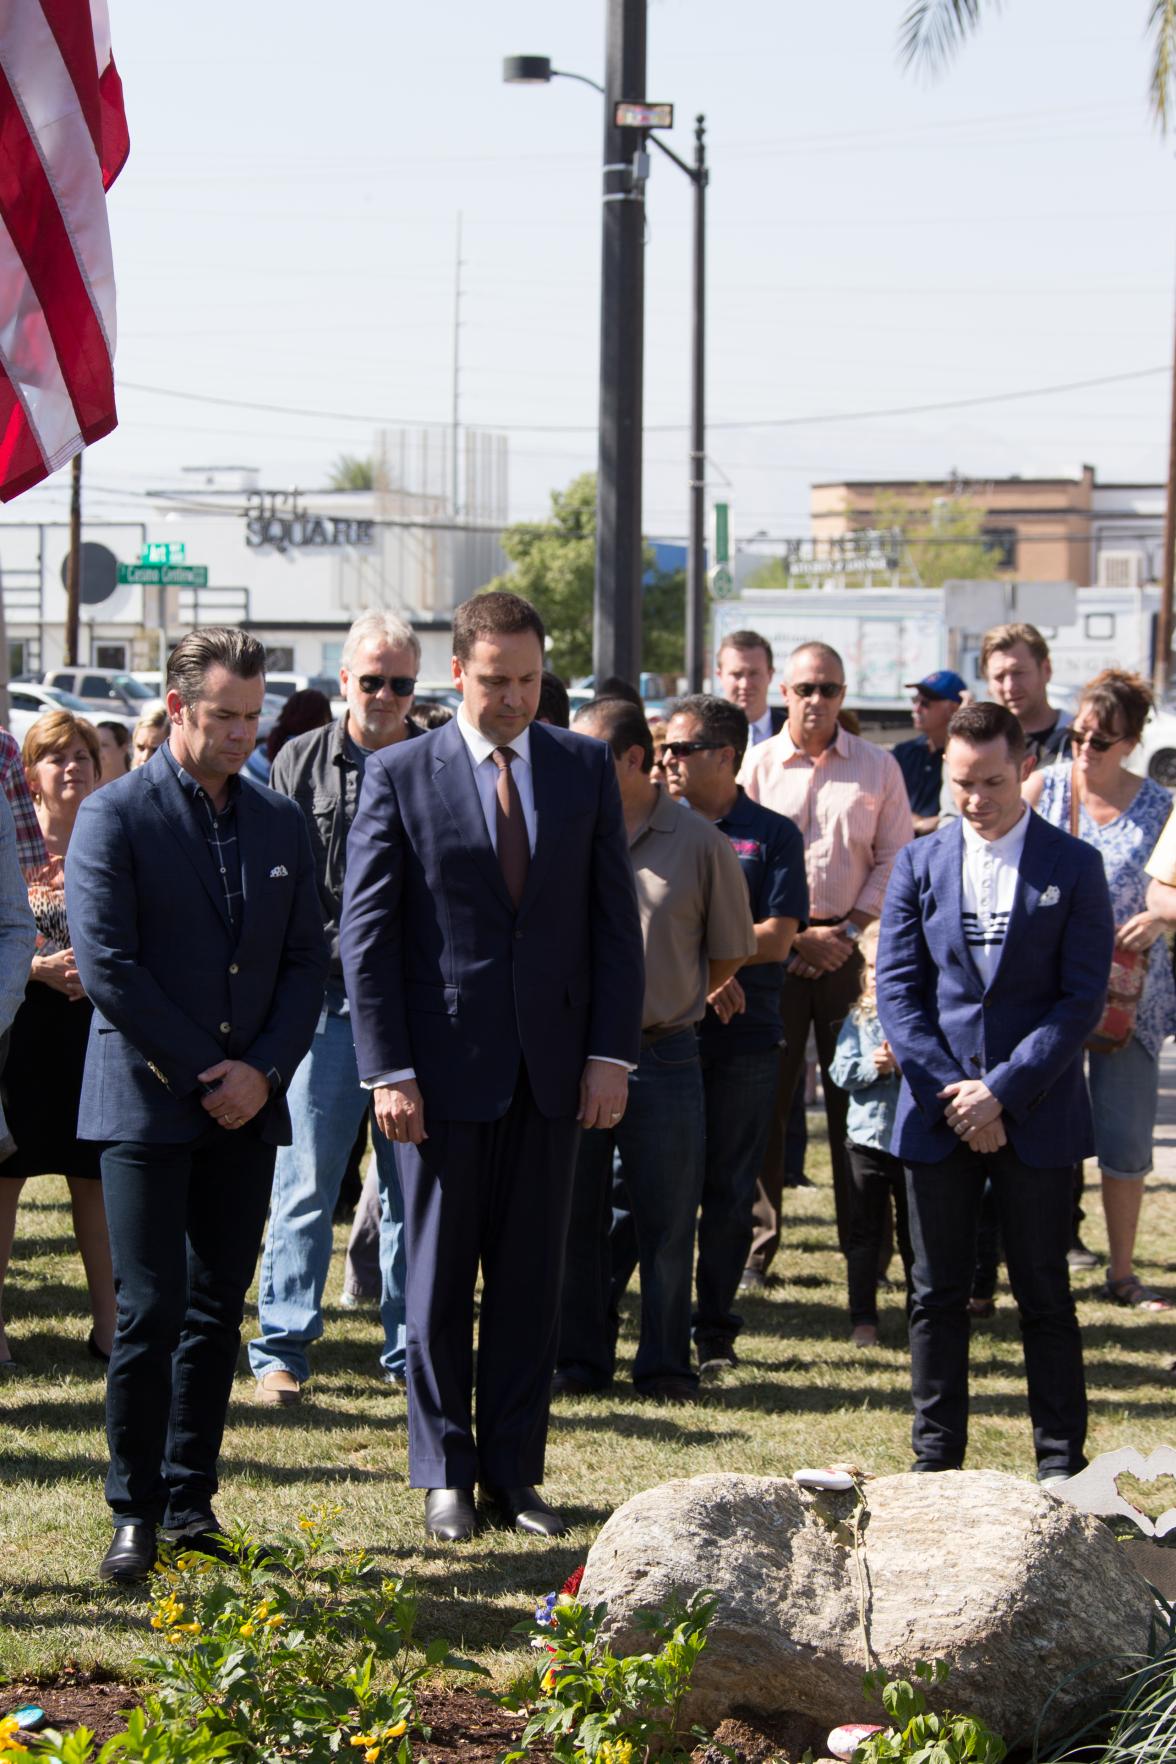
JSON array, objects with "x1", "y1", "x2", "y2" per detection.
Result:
[
  {"x1": 6, "y1": 683, "x2": 135, "y2": 747},
  {"x1": 43, "y1": 668, "x2": 160, "y2": 716},
  {"x1": 263, "y1": 672, "x2": 346, "y2": 717},
  {"x1": 1128, "y1": 710, "x2": 1176, "y2": 790}
]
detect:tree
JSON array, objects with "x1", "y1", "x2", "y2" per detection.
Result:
[
  {"x1": 326, "y1": 454, "x2": 379, "y2": 492},
  {"x1": 899, "y1": 0, "x2": 1176, "y2": 127},
  {"x1": 866, "y1": 487, "x2": 1008, "y2": 586},
  {"x1": 484, "y1": 472, "x2": 686, "y2": 680}
]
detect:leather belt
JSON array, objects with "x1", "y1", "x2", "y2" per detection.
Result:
[{"x1": 641, "y1": 1024, "x2": 689, "y2": 1049}]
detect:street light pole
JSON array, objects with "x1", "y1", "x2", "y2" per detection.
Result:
[
  {"x1": 594, "y1": 0, "x2": 647, "y2": 686},
  {"x1": 685, "y1": 116, "x2": 707, "y2": 692}
]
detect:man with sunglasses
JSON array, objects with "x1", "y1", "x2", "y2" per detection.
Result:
[
  {"x1": 248, "y1": 610, "x2": 420, "y2": 1407},
  {"x1": 892, "y1": 670, "x2": 967, "y2": 837},
  {"x1": 737, "y1": 641, "x2": 912, "y2": 1281}
]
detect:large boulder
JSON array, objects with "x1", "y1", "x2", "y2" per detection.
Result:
[{"x1": 579, "y1": 1470, "x2": 1156, "y2": 1746}]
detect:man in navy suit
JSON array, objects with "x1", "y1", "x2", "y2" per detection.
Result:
[
  {"x1": 876, "y1": 700, "x2": 1113, "y2": 1482},
  {"x1": 341, "y1": 591, "x2": 643, "y2": 1542},
  {"x1": 66, "y1": 629, "x2": 328, "y2": 1583}
]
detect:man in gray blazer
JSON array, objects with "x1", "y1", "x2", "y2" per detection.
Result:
[{"x1": 67, "y1": 628, "x2": 327, "y2": 1584}]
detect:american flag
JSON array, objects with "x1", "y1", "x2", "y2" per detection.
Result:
[{"x1": 0, "y1": 0, "x2": 128, "y2": 503}]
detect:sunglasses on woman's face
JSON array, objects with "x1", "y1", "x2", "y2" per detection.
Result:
[
  {"x1": 357, "y1": 674, "x2": 417, "y2": 696},
  {"x1": 790, "y1": 680, "x2": 844, "y2": 700},
  {"x1": 1068, "y1": 729, "x2": 1124, "y2": 753}
]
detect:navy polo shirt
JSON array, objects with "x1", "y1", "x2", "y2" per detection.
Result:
[
  {"x1": 892, "y1": 734, "x2": 943, "y2": 818},
  {"x1": 699, "y1": 788, "x2": 809, "y2": 1057}
]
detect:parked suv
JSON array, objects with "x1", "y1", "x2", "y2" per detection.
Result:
[{"x1": 43, "y1": 669, "x2": 160, "y2": 715}]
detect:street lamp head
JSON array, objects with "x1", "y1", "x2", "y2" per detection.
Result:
[{"x1": 502, "y1": 55, "x2": 553, "y2": 84}]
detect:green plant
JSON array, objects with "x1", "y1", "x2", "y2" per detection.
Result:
[
  {"x1": 854, "y1": 1660, "x2": 1007, "y2": 1764},
  {"x1": 135, "y1": 1505, "x2": 483, "y2": 1764},
  {"x1": 500, "y1": 1588, "x2": 717, "y2": 1764},
  {"x1": 1034, "y1": 1597, "x2": 1176, "y2": 1764},
  {"x1": 0, "y1": 1708, "x2": 235, "y2": 1764}
]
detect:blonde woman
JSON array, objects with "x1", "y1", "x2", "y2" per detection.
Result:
[{"x1": 131, "y1": 705, "x2": 169, "y2": 768}]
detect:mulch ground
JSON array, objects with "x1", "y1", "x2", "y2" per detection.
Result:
[{"x1": 0, "y1": 1679, "x2": 834, "y2": 1763}]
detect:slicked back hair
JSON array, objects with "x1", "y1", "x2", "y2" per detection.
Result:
[
  {"x1": 573, "y1": 695, "x2": 654, "y2": 774},
  {"x1": 670, "y1": 693, "x2": 750, "y2": 769},
  {"x1": 453, "y1": 591, "x2": 545, "y2": 664},
  {"x1": 946, "y1": 700, "x2": 1026, "y2": 763},
  {"x1": 166, "y1": 627, "x2": 266, "y2": 709}
]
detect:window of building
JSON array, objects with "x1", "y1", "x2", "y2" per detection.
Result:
[
  {"x1": 322, "y1": 641, "x2": 343, "y2": 673},
  {"x1": 1085, "y1": 614, "x2": 1115, "y2": 641},
  {"x1": 265, "y1": 645, "x2": 295, "y2": 671},
  {"x1": 94, "y1": 643, "x2": 128, "y2": 669},
  {"x1": 982, "y1": 528, "x2": 1017, "y2": 569},
  {"x1": 8, "y1": 640, "x2": 27, "y2": 678}
]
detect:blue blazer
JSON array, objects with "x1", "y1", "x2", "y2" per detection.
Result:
[
  {"x1": 66, "y1": 749, "x2": 329, "y2": 1145},
  {"x1": 340, "y1": 715, "x2": 644, "y2": 1123},
  {"x1": 875, "y1": 811, "x2": 1114, "y2": 1168}
]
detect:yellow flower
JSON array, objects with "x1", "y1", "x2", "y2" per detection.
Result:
[
  {"x1": 298, "y1": 1517, "x2": 316, "y2": 1532},
  {"x1": 364, "y1": 1749, "x2": 381, "y2": 1764},
  {"x1": 541, "y1": 1667, "x2": 557, "y2": 1692},
  {"x1": 0, "y1": 1717, "x2": 27, "y2": 1749},
  {"x1": 350, "y1": 1736, "x2": 377, "y2": 1750},
  {"x1": 384, "y1": 1720, "x2": 407, "y2": 1739},
  {"x1": 176, "y1": 1622, "x2": 202, "y2": 1635},
  {"x1": 598, "y1": 1742, "x2": 634, "y2": 1764},
  {"x1": 175, "y1": 1553, "x2": 198, "y2": 1572},
  {"x1": 254, "y1": 1600, "x2": 272, "y2": 1619},
  {"x1": 238, "y1": 1621, "x2": 256, "y2": 1637},
  {"x1": 264, "y1": 1613, "x2": 285, "y2": 1629}
]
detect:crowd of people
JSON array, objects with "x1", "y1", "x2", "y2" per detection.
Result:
[{"x1": 0, "y1": 597, "x2": 1173, "y2": 1577}]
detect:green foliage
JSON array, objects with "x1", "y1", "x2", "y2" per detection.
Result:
[
  {"x1": 499, "y1": 1589, "x2": 716, "y2": 1764},
  {"x1": 1035, "y1": 1598, "x2": 1176, "y2": 1764},
  {"x1": 483, "y1": 472, "x2": 685, "y2": 680},
  {"x1": 327, "y1": 454, "x2": 379, "y2": 492},
  {"x1": 855, "y1": 1659, "x2": 1007, "y2": 1764},
  {"x1": 0, "y1": 1709, "x2": 234, "y2": 1764},
  {"x1": 865, "y1": 491, "x2": 1005, "y2": 588}
]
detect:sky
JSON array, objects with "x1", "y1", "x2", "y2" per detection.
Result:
[{"x1": 21, "y1": 0, "x2": 1176, "y2": 544}]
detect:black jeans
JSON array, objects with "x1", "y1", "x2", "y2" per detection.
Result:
[
  {"x1": 101, "y1": 1128, "x2": 275, "y2": 1529},
  {"x1": 906, "y1": 1147, "x2": 1086, "y2": 1476},
  {"x1": 845, "y1": 1141, "x2": 913, "y2": 1325}
]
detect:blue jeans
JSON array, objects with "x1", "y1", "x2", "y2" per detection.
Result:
[
  {"x1": 694, "y1": 1044, "x2": 781, "y2": 1343},
  {"x1": 102, "y1": 1127, "x2": 275, "y2": 1528},
  {"x1": 558, "y1": 1029, "x2": 704, "y2": 1390},
  {"x1": 248, "y1": 1009, "x2": 406, "y2": 1383}
]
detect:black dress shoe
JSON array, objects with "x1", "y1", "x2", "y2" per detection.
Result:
[
  {"x1": 99, "y1": 1524, "x2": 157, "y2": 1584},
  {"x1": 482, "y1": 1485, "x2": 568, "y2": 1537},
  {"x1": 551, "y1": 1370, "x2": 596, "y2": 1398},
  {"x1": 424, "y1": 1488, "x2": 477, "y2": 1541}
]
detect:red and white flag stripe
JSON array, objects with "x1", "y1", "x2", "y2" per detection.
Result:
[{"x1": 0, "y1": 0, "x2": 128, "y2": 502}]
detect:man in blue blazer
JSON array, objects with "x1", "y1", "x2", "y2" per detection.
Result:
[
  {"x1": 341, "y1": 591, "x2": 643, "y2": 1542},
  {"x1": 66, "y1": 629, "x2": 328, "y2": 1582},
  {"x1": 876, "y1": 700, "x2": 1113, "y2": 1482}
]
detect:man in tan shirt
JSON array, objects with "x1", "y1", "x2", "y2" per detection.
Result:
[
  {"x1": 556, "y1": 696, "x2": 756, "y2": 1402},
  {"x1": 738, "y1": 641, "x2": 912, "y2": 1280}
]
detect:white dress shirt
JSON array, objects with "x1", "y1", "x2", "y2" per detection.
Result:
[
  {"x1": 455, "y1": 706, "x2": 538, "y2": 854},
  {"x1": 960, "y1": 805, "x2": 1031, "y2": 990}
]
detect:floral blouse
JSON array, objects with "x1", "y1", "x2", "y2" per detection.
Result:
[
  {"x1": 1037, "y1": 765, "x2": 1176, "y2": 1058},
  {"x1": 24, "y1": 855, "x2": 70, "y2": 958}
]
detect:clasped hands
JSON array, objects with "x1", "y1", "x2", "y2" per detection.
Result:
[
  {"x1": 789, "y1": 925, "x2": 855, "y2": 982},
  {"x1": 198, "y1": 1060, "x2": 270, "y2": 1131},
  {"x1": 939, "y1": 1078, "x2": 1006, "y2": 1154},
  {"x1": 371, "y1": 1057, "x2": 630, "y2": 1146}
]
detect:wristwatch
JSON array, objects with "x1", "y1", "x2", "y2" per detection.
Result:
[{"x1": 839, "y1": 921, "x2": 862, "y2": 942}]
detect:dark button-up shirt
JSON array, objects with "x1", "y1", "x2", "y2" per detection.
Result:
[
  {"x1": 160, "y1": 743, "x2": 243, "y2": 930},
  {"x1": 892, "y1": 734, "x2": 943, "y2": 819}
]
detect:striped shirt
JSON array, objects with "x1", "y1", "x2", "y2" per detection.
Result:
[
  {"x1": 738, "y1": 723, "x2": 912, "y2": 920},
  {"x1": 960, "y1": 806, "x2": 1030, "y2": 989},
  {"x1": 160, "y1": 745, "x2": 244, "y2": 929},
  {"x1": 0, "y1": 730, "x2": 48, "y2": 874}
]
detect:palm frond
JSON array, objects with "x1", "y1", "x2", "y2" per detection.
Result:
[
  {"x1": 898, "y1": 0, "x2": 992, "y2": 73},
  {"x1": 1150, "y1": 0, "x2": 1176, "y2": 130}
]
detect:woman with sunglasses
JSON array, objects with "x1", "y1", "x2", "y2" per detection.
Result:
[{"x1": 1024, "y1": 668, "x2": 1175, "y2": 1308}]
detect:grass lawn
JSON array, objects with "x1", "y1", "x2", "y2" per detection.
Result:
[{"x1": 1, "y1": 1125, "x2": 1174, "y2": 1687}]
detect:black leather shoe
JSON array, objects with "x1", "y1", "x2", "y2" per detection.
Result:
[
  {"x1": 551, "y1": 1370, "x2": 597, "y2": 1398},
  {"x1": 482, "y1": 1485, "x2": 568, "y2": 1537},
  {"x1": 424, "y1": 1488, "x2": 477, "y2": 1541},
  {"x1": 99, "y1": 1523, "x2": 157, "y2": 1583}
]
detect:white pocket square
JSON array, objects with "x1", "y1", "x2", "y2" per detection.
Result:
[
  {"x1": 1039, "y1": 885, "x2": 1060, "y2": 907},
  {"x1": 269, "y1": 864, "x2": 289, "y2": 879}
]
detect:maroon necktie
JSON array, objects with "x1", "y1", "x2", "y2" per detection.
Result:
[{"x1": 490, "y1": 747, "x2": 529, "y2": 906}]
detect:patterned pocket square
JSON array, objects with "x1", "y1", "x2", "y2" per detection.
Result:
[
  {"x1": 1039, "y1": 884, "x2": 1060, "y2": 907},
  {"x1": 269, "y1": 864, "x2": 289, "y2": 879}
]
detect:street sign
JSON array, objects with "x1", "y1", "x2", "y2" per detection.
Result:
[
  {"x1": 710, "y1": 564, "x2": 735, "y2": 600},
  {"x1": 141, "y1": 542, "x2": 186, "y2": 565},
  {"x1": 713, "y1": 502, "x2": 729, "y2": 565},
  {"x1": 614, "y1": 101, "x2": 673, "y2": 129},
  {"x1": 118, "y1": 564, "x2": 208, "y2": 587}
]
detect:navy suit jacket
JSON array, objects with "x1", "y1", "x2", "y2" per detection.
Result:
[
  {"x1": 875, "y1": 811, "x2": 1113, "y2": 1168},
  {"x1": 66, "y1": 749, "x2": 329, "y2": 1145},
  {"x1": 340, "y1": 715, "x2": 644, "y2": 1123}
]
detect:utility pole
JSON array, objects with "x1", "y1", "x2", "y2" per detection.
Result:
[
  {"x1": 593, "y1": 0, "x2": 647, "y2": 686},
  {"x1": 1159, "y1": 283, "x2": 1176, "y2": 698},
  {"x1": 66, "y1": 452, "x2": 82, "y2": 665},
  {"x1": 451, "y1": 211, "x2": 463, "y2": 518},
  {"x1": 684, "y1": 115, "x2": 708, "y2": 692}
]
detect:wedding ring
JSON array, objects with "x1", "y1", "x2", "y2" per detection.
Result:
[{"x1": 609, "y1": 1111, "x2": 621, "y2": 1120}]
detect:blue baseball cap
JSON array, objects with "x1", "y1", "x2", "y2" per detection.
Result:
[{"x1": 905, "y1": 669, "x2": 967, "y2": 703}]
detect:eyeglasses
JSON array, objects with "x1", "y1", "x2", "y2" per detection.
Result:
[
  {"x1": 659, "y1": 740, "x2": 724, "y2": 760},
  {"x1": 1068, "y1": 729, "x2": 1125, "y2": 753},
  {"x1": 790, "y1": 680, "x2": 844, "y2": 700},
  {"x1": 357, "y1": 674, "x2": 416, "y2": 696}
]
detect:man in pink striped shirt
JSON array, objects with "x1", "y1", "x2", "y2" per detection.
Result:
[{"x1": 738, "y1": 641, "x2": 912, "y2": 1280}]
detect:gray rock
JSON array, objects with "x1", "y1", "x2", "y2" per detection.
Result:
[{"x1": 578, "y1": 1469, "x2": 1156, "y2": 1746}]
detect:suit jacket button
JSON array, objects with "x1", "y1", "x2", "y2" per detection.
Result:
[
  {"x1": 219, "y1": 1021, "x2": 231, "y2": 1034},
  {"x1": 229, "y1": 963, "x2": 239, "y2": 975},
  {"x1": 514, "y1": 929, "x2": 523, "y2": 940}
]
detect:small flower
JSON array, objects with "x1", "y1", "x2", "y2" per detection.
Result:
[
  {"x1": 560, "y1": 1564, "x2": 585, "y2": 1597},
  {"x1": 384, "y1": 1720, "x2": 407, "y2": 1739},
  {"x1": 541, "y1": 1667, "x2": 558, "y2": 1692},
  {"x1": 264, "y1": 1613, "x2": 285, "y2": 1629},
  {"x1": 364, "y1": 1750, "x2": 381, "y2": 1764},
  {"x1": 238, "y1": 1621, "x2": 256, "y2": 1637},
  {"x1": 350, "y1": 1736, "x2": 377, "y2": 1751},
  {"x1": 0, "y1": 1716, "x2": 29, "y2": 1754}
]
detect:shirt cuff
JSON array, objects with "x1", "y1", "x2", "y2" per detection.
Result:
[
  {"x1": 362, "y1": 1068, "x2": 416, "y2": 1089},
  {"x1": 590, "y1": 1054, "x2": 637, "y2": 1072}
]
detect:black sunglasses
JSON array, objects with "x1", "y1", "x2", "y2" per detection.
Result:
[
  {"x1": 1068, "y1": 729, "x2": 1124, "y2": 753},
  {"x1": 791, "y1": 681, "x2": 844, "y2": 700},
  {"x1": 357, "y1": 674, "x2": 416, "y2": 696},
  {"x1": 659, "y1": 739, "x2": 724, "y2": 759}
]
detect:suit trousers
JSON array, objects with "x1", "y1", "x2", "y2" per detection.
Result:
[
  {"x1": 396, "y1": 1068, "x2": 580, "y2": 1490},
  {"x1": 100, "y1": 1127, "x2": 276, "y2": 1529},
  {"x1": 906, "y1": 1146, "x2": 1086, "y2": 1476},
  {"x1": 747, "y1": 951, "x2": 863, "y2": 1273}
]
